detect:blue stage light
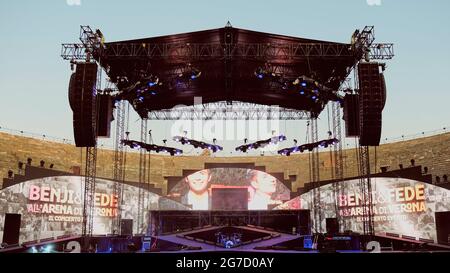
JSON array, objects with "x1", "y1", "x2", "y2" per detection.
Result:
[
  {"x1": 301, "y1": 82, "x2": 307, "y2": 87},
  {"x1": 312, "y1": 96, "x2": 317, "y2": 100},
  {"x1": 300, "y1": 90, "x2": 305, "y2": 95}
]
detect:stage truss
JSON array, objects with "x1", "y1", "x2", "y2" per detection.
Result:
[
  {"x1": 147, "y1": 101, "x2": 311, "y2": 120},
  {"x1": 61, "y1": 25, "x2": 392, "y2": 246}
]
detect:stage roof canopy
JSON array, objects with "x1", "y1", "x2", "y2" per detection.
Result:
[{"x1": 92, "y1": 25, "x2": 367, "y2": 118}]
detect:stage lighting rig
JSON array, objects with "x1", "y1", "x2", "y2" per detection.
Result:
[
  {"x1": 235, "y1": 135, "x2": 287, "y2": 153},
  {"x1": 254, "y1": 67, "x2": 291, "y2": 90},
  {"x1": 278, "y1": 138, "x2": 339, "y2": 156},
  {"x1": 177, "y1": 66, "x2": 202, "y2": 81},
  {"x1": 173, "y1": 136, "x2": 223, "y2": 153},
  {"x1": 121, "y1": 139, "x2": 182, "y2": 156}
]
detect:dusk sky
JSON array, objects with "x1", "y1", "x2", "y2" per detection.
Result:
[{"x1": 1, "y1": 0, "x2": 449, "y2": 155}]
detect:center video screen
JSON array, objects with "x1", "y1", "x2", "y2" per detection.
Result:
[{"x1": 168, "y1": 168, "x2": 291, "y2": 210}]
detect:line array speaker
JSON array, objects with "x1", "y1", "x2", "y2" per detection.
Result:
[
  {"x1": 358, "y1": 62, "x2": 383, "y2": 146},
  {"x1": 69, "y1": 63, "x2": 98, "y2": 147}
]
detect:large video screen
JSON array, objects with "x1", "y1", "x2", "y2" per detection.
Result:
[
  {"x1": 0, "y1": 176, "x2": 189, "y2": 244},
  {"x1": 276, "y1": 177, "x2": 450, "y2": 242},
  {"x1": 168, "y1": 168, "x2": 291, "y2": 211}
]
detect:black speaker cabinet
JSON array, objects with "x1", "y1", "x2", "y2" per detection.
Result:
[{"x1": 2, "y1": 213, "x2": 21, "y2": 245}]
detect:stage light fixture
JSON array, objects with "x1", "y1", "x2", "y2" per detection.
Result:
[
  {"x1": 235, "y1": 135, "x2": 287, "y2": 153},
  {"x1": 278, "y1": 138, "x2": 339, "y2": 156},
  {"x1": 254, "y1": 67, "x2": 265, "y2": 79},
  {"x1": 121, "y1": 139, "x2": 182, "y2": 156},
  {"x1": 173, "y1": 136, "x2": 223, "y2": 153}
]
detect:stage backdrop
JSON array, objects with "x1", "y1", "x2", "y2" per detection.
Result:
[
  {"x1": 275, "y1": 177, "x2": 450, "y2": 242},
  {"x1": 168, "y1": 168, "x2": 291, "y2": 210},
  {"x1": 0, "y1": 176, "x2": 189, "y2": 244}
]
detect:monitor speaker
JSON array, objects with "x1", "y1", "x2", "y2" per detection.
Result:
[
  {"x1": 358, "y1": 63, "x2": 383, "y2": 146},
  {"x1": 2, "y1": 213, "x2": 21, "y2": 245},
  {"x1": 70, "y1": 63, "x2": 98, "y2": 147},
  {"x1": 121, "y1": 219, "x2": 133, "y2": 236},
  {"x1": 326, "y1": 218, "x2": 339, "y2": 235},
  {"x1": 435, "y1": 212, "x2": 450, "y2": 245}
]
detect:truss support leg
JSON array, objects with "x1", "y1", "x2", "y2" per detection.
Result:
[
  {"x1": 310, "y1": 118, "x2": 322, "y2": 233},
  {"x1": 332, "y1": 102, "x2": 345, "y2": 232}
]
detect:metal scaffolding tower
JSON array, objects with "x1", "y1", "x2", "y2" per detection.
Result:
[
  {"x1": 358, "y1": 145, "x2": 375, "y2": 237},
  {"x1": 310, "y1": 118, "x2": 322, "y2": 233},
  {"x1": 77, "y1": 26, "x2": 105, "y2": 249},
  {"x1": 112, "y1": 100, "x2": 126, "y2": 235},
  {"x1": 137, "y1": 119, "x2": 148, "y2": 234},
  {"x1": 332, "y1": 101, "x2": 345, "y2": 231}
]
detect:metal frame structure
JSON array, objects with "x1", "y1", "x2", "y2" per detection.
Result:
[
  {"x1": 147, "y1": 101, "x2": 311, "y2": 120},
  {"x1": 60, "y1": 25, "x2": 393, "y2": 245},
  {"x1": 112, "y1": 100, "x2": 126, "y2": 235},
  {"x1": 64, "y1": 26, "x2": 104, "y2": 249},
  {"x1": 137, "y1": 119, "x2": 148, "y2": 234},
  {"x1": 310, "y1": 118, "x2": 322, "y2": 233},
  {"x1": 358, "y1": 145, "x2": 375, "y2": 236},
  {"x1": 62, "y1": 42, "x2": 393, "y2": 61},
  {"x1": 332, "y1": 101, "x2": 345, "y2": 231}
]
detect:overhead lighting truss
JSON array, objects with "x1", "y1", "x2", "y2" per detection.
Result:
[
  {"x1": 235, "y1": 135, "x2": 287, "y2": 153},
  {"x1": 173, "y1": 136, "x2": 223, "y2": 153},
  {"x1": 121, "y1": 139, "x2": 182, "y2": 156},
  {"x1": 278, "y1": 138, "x2": 339, "y2": 156}
]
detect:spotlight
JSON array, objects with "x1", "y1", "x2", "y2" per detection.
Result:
[
  {"x1": 443, "y1": 175, "x2": 448, "y2": 182},
  {"x1": 399, "y1": 164, "x2": 403, "y2": 169},
  {"x1": 255, "y1": 67, "x2": 265, "y2": 79},
  {"x1": 18, "y1": 161, "x2": 24, "y2": 169},
  {"x1": 423, "y1": 166, "x2": 428, "y2": 174},
  {"x1": 40, "y1": 160, "x2": 45, "y2": 168},
  {"x1": 410, "y1": 159, "x2": 415, "y2": 166},
  {"x1": 7, "y1": 170, "x2": 13, "y2": 178},
  {"x1": 27, "y1": 157, "x2": 32, "y2": 165},
  {"x1": 300, "y1": 90, "x2": 305, "y2": 95},
  {"x1": 190, "y1": 68, "x2": 202, "y2": 80},
  {"x1": 50, "y1": 164, "x2": 54, "y2": 169}
]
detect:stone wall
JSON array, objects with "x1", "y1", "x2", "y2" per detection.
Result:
[{"x1": 1, "y1": 132, "x2": 449, "y2": 194}]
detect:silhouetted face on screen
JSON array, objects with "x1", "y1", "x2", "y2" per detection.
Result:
[
  {"x1": 248, "y1": 170, "x2": 278, "y2": 210},
  {"x1": 185, "y1": 169, "x2": 211, "y2": 194},
  {"x1": 250, "y1": 171, "x2": 277, "y2": 195}
]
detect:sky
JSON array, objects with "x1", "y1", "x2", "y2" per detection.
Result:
[{"x1": 0, "y1": 0, "x2": 449, "y2": 155}]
